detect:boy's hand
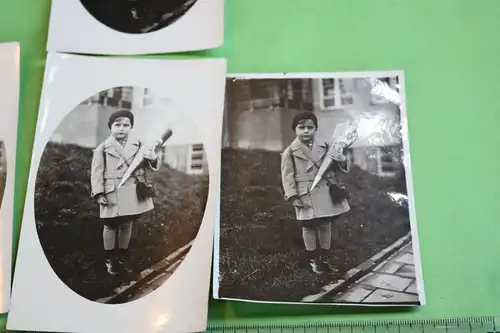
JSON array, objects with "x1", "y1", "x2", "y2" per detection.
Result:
[
  {"x1": 97, "y1": 195, "x2": 109, "y2": 205},
  {"x1": 328, "y1": 143, "x2": 346, "y2": 161},
  {"x1": 142, "y1": 144, "x2": 158, "y2": 161},
  {"x1": 291, "y1": 197, "x2": 304, "y2": 208}
]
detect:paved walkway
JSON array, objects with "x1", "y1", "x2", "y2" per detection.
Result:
[
  {"x1": 332, "y1": 241, "x2": 419, "y2": 303},
  {"x1": 128, "y1": 254, "x2": 186, "y2": 301}
]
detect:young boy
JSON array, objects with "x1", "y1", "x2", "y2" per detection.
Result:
[
  {"x1": 281, "y1": 112, "x2": 351, "y2": 274},
  {"x1": 91, "y1": 109, "x2": 160, "y2": 276}
]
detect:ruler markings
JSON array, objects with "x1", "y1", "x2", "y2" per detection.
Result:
[{"x1": 206, "y1": 317, "x2": 497, "y2": 332}]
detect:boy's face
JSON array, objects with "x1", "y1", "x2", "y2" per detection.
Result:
[
  {"x1": 111, "y1": 117, "x2": 132, "y2": 140},
  {"x1": 295, "y1": 119, "x2": 316, "y2": 142}
]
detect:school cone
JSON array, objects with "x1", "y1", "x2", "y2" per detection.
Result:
[
  {"x1": 117, "y1": 128, "x2": 173, "y2": 188},
  {"x1": 310, "y1": 77, "x2": 401, "y2": 191},
  {"x1": 310, "y1": 123, "x2": 357, "y2": 191}
]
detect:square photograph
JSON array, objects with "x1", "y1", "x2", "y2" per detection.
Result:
[{"x1": 214, "y1": 72, "x2": 425, "y2": 305}]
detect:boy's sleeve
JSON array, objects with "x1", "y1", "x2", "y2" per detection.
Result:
[
  {"x1": 146, "y1": 156, "x2": 160, "y2": 171},
  {"x1": 140, "y1": 141, "x2": 160, "y2": 171},
  {"x1": 338, "y1": 156, "x2": 351, "y2": 173},
  {"x1": 281, "y1": 148, "x2": 297, "y2": 200},
  {"x1": 90, "y1": 145, "x2": 105, "y2": 198}
]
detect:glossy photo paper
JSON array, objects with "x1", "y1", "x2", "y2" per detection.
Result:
[
  {"x1": 214, "y1": 72, "x2": 425, "y2": 306},
  {"x1": 0, "y1": 42, "x2": 20, "y2": 314},
  {"x1": 46, "y1": 0, "x2": 224, "y2": 55},
  {"x1": 8, "y1": 53, "x2": 226, "y2": 333}
]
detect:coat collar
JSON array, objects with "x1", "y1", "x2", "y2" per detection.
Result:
[
  {"x1": 290, "y1": 137, "x2": 328, "y2": 171},
  {"x1": 103, "y1": 135, "x2": 141, "y2": 167}
]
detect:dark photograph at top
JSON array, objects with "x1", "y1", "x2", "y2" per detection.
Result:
[{"x1": 80, "y1": 0, "x2": 198, "y2": 34}]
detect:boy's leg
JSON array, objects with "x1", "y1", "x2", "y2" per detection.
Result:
[
  {"x1": 318, "y1": 220, "x2": 332, "y2": 250},
  {"x1": 103, "y1": 224, "x2": 116, "y2": 251},
  {"x1": 318, "y1": 217, "x2": 338, "y2": 273},
  {"x1": 103, "y1": 222, "x2": 118, "y2": 275},
  {"x1": 117, "y1": 219, "x2": 133, "y2": 249},
  {"x1": 302, "y1": 220, "x2": 323, "y2": 274},
  {"x1": 117, "y1": 218, "x2": 135, "y2": 274}
]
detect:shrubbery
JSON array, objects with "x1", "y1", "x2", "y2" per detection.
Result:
[
  {"x1": 219, "y1": 148, "x2": 410, "y2": 302},
  {"x1": 35, "y1": 142, "x2": 208, "y2": 301}
]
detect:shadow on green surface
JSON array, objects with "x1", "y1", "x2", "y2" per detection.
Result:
[{"x1": 208, "y1": 298, "x2": 417, "y2": 323}]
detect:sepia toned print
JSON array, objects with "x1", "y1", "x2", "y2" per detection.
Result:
[
  {"x1": 216, "y1": 73, "x2": 424, "y2": 305},
  {"x1": 35, "y1": 86, "x2": 209, "y2": 304}
]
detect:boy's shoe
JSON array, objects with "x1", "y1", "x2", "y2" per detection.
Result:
[
  {"x1": 116, "y1": 249, "x2": 133, "y2": 275},
  {"x1": 308, "y1": 258, "x2": 324, "y2": 274},
  {"x1": 320, "y1": 258, "x2": 339, "y2": 273},
  {"x1": 318, "y1": 249, "x2": 339, "y2": 273},
  {"x1": 105, "y1": 258, "x2": 118, "y2": 276}
]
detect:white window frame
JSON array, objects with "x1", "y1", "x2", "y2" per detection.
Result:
[
  {"x1": 375, "y1": 147, "x2": 397, "y2": 177},
  {"x1": 319, "y1": 78, "x2": 354, "y2": 110},
  {"x1": 142, "y1": 87, "x2": 154, "y2": 108},
  {"x1": 187, "y1": 144, "x2": 205, "y2": 175},
  {"x1": 371, "y1": 76, "x2": 399, "y2": 105}
]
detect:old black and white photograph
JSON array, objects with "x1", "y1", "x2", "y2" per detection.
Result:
[
  {"x1": 79, "y1": 0, "x2": 198, "y2": 34},
  {"x1": 46, "y1": 0, "x2": 223, "y2": 55},
  {"x1": 215, "y1": 73, "x2": 425, "y2": 305},
  {"x1": 35, "y1": 86, "x2": 209, "y2": 304},
  {"x1": 7, "y1": 54, "x2": 225, "y2": 333}
]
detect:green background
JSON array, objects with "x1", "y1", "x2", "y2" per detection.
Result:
[{"x1": 1, "y1": 0, "x2": 500, "y2": 329}]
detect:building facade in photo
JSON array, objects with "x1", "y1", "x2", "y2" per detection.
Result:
[
  {"x1": 50, "y1": 87, "x2": 208, "y2": 175},
  {"x1": 224, "y1": 77, "x2": 403, "y2": 178}
]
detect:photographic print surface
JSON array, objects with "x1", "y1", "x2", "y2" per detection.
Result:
[
  {"x1": 8, "y1": 53, "x2": 226, "y2": 333},
  {"x1": 80, "y1": 0, "x2": 198, "y2": 34},
  {"x1": 0, "y1": 42, "x2": 19, "y2": 314},
  {"x1": 0, "y1": 142, "x2": 5, "y2": 210},
  {"x1": 214, "y1": 72, "x2": 425, "y2": 305},
  {"x1": 35, "y1": 86, "x2": 209, "y2": 304},
  {"x1": 47, "y1": 0, "x2": 223, "y2": 54}
]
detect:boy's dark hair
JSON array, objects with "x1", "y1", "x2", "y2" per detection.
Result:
[
  {"x1": 292, "y1": 111, "x2": 318, "y2": 130},
  {"x1": 108, "y1": 109, "x2": 135, "y2": 129}
]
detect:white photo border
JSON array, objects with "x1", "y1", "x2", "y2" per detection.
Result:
[{"x1": 7, "y1": 52, "x2": 226, "y2": 333}]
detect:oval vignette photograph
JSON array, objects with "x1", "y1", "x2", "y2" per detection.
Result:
[
  {"x1": 79, "y1": 0, "x2": 199, "y2": 34},
  {"x1": 0, "y1": 142, "x2": 6, "y2": 209},
  {"x1": 34, "y1": 86, "x2": 209, "y2": 304}
]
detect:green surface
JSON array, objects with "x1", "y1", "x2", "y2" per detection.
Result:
[{"x1": 1, "y1": 0, "x2": 500, "y2": 329}]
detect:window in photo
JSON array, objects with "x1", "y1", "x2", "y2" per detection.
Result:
[
  {"x1": 376, "y1": 146, "x2": 399, "y2": 177},
  {"x1": 320, "y1": 78, "x2": 354, "y2": 110},
  {"x1": 372, "y1": 76, "x2": 400, "y2": 104},
  {"x1": 188, "y1": 143, "x2": 205, "y2": 174},
  {"x1": 142, "y1": 88, "x2": 154, "y2": 108}
]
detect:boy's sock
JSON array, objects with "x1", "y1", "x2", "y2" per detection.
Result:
[{"x1": 305, "y1": 249, "x2": 316, "y2": 260}]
